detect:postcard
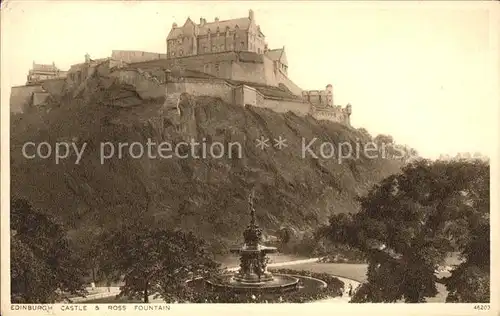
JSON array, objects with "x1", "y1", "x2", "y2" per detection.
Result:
[{"x1": 1, "y1": 1, "x2": 498, "y2": 315}]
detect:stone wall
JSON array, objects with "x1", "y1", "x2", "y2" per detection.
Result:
[
  {"x1": 275, "y1": 69, "x2": 302, "y2": 96},
  {"x1": 263, "y1": 56, "x2": 278, "y2": 87},
  {"x1": 166, "y1": 52, "x2": 238, "y2": 75},
  {"x1": 41, "y1": 78, "x2": 65, "y2": 97},
  {"x1": 165, "y1": 75, "x2": 309, "y2": 117},
  {"x1": 231, "y1": 61, "x2": 267, "y2": 85},
  {"x1": 202, "y1": 60, "x2": 233, "y2": 79},
  {"x1": 32, "y1": 92, "x2": 51, "y2": 106},
  {"x1": 182, "y1": 78, "x2": 234, "y2": 104},
  {"x1": 234, "y1": 85, "x2": 258, "y2": 107},
  {"x1": 112, "y1": 50, "x2": 167, "y2": 64},
  {"x1": 10, "y1": 85, "x2": 44, "y2": 113},
  {"x1": 261, "y1": 98, "x2": 311, "y2": 116},
  {"x1": 312, "y1": 108, "x2": 350, "y2": 125},
  {"x1": 164, "y1": 52, "x2": 303, "y2": 96},
  {"x1": 109, "y1": 69, "x2": 166, "y2": 100}
]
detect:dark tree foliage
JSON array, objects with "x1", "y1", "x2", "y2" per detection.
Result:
[
  {"x1": 319, "y1": 158, "x2": 489, "y2": 303},
  {"x1": 11, "y1": 198, "x2": 87, "y2": 303},
  {"x1": 98, "y1": 222, "x2": 221, "y2": 303}
]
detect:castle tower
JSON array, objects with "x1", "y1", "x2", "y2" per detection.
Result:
[
  {"x1": 326, "y1": 84, "x2": 333, "y2": 107},
  {"x1": 345, "y1": 103, "x2": 352, "y2": 125}
]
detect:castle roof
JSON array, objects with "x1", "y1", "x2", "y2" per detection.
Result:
[
  {"x1": 198, "y1": 17, "x2": 251, "y2": 36},
  {"x1": 265, "y1": 48, "x2": 283, "y2": 61},
  {"x1": 168, "y1": 16, "x2": 253, "y2": 40}
]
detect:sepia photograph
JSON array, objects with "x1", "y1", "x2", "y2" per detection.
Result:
[{"x1": 1, "y1": 0, "x2": 498, "y2": 315}]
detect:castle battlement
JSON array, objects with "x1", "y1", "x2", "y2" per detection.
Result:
[{"x1": 303, "y1": 84, "x2": 352, "y2": 126}]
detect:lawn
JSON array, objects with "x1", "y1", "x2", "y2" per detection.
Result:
[
  {"x1": 289, "y1": 262, "x2": 368, "y2": 282},
  {"x1": 290, "y1": 262, "x2": 451, "y2": 302}
]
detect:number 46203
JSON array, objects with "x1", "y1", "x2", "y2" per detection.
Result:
[{"x1": 473, "y1": 305, "x2": 490, "y2": 311}]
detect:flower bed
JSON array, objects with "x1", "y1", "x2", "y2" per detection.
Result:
[{"x1": 184, "y1": 269, "x2": 344, "y2": 303}]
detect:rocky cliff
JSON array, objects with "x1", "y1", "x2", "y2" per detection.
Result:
[{"x1": 10, "y1": 72, "x2": 404, "y2": 250}]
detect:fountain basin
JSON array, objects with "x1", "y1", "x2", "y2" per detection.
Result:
[
  {"x1": 206, "y1": 273, "x2": 300, "y2": 294},
  {"x1": 229, "y1": 245, "x2": 278, "y2": 255}
]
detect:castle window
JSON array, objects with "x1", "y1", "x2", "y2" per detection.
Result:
[
  {"x1": 215, "y1": 63, "x2": 220, "y2": 74},
  {"x1": 171, "y1": 51, "x2": 175, "y2": 57},
  {"x1": 212, "y1": 44, "x2": 216, "y2": 52},
  {"x1": 179, "y1": 49, "x2": 183, "y2": 56},
  {"x1": 220, "y1": 44, "x2": 224, "y2": 51},
  {"x1": 319, "y1": 95, "x2": 322, "y2": 103},
  {"x1": 240, "y1": 41, "x2": 244, "y2": 47}
]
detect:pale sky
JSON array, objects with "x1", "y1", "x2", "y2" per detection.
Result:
[{"x1": 1, "y1": 1, "x2": 499, "y2": 159}]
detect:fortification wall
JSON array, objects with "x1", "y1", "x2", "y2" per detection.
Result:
[
  {"x1": 260, "y1": 98, "x2": 311, "y2": 116},
  {"x1": 234, "y1": 85, "x2": 259, "y2": 107},
  {"x1": 32, "y1": 92, "x2": 51, "y2": 106},
  {"x1": 167, "y1": 77, "x2": 234, "y2": 104},
  {"x1": 313, "y1": 109, "x2": 349, "y2": 125},
  {"x1": 166, "y1": 52, "x2": 237, "y2": 74},
  {"x1": 41, "y1": 78, "x2": 65, "y2": 97},
  {"x1": 165, "y1": 76, "x2": 309, "y2": 117},
  {"x1": 202, "y1": 60, "x2": 233, "y2": 79},
  {"x1": 275, "y1": 69, "x2": 302, "y2": 96},
  {"x1": 112, "y1": 50, "x2": 167, "y2": 64},
  {"x1": 109, "y1": 69, "x2": 166, "y2": 100},
  {"x1": 182, "y1": 78, "x2": 234, "y2": 104},
  {"x1": 263, "y1": 57, "x2": 278, "y2": 87},
  {"x1": 10, "y1": 85, "x2": 44, "y2": 113},
  {"x1": 231, "y1": 61, "x2": 267, "y2": 85}
]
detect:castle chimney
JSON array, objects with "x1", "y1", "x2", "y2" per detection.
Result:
[
  {"x1": 215, "y1": 17, "x2": 219, "y2": 22},
  {"x1": 200, "y1": 17, "x2": 205, "y2": 26},
  {"x1": 249, "y1": 9, "x2": 254, "y2": 21},
  {"x1": 172, "y1": 22, "x2": 178, "y2": 28}
]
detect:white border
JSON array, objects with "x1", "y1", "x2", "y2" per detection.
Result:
[{"x1": 1, "y1": 1, "x2": 499, "y2": 315}]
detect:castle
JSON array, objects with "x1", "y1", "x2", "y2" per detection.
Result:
[{"x1": 10, "y1": 9, "x2": 352, "y2": 126}]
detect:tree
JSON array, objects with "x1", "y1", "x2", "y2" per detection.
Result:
[
  {"x1": 11, "y1": 198, "x2": 87, "y2": 303},
  {"x1": 98, "y1": 222, "x2": 220, "y2": 303},
  {"x1": 277, "y1": 226, "x2": 292, "y2": 246},
  {"x1": 319, "y1": 158, "x2": 489, "y2": 303},
  {"x1": 356, "y1": 128, "x2": 372, "y2": 140}
]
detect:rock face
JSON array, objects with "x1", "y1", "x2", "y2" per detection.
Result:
[{"x1": 11, "y1": 88, "x2": 404, "y2": 248}]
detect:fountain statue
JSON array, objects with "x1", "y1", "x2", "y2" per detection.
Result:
[
  {"x1": 231, "y1": 189, "x2": 277, "y2": 284},
  {"x1": 204, "y1": 189, "x2": 300, "y2": 294}
]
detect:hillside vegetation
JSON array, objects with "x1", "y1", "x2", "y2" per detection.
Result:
[{"x1": 11, "y1": 83, "x2": 406, "y2": 252}]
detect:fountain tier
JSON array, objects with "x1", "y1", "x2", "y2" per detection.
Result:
[{"x1": 204, "y1": 190, "x2": 299, "y2": 294}]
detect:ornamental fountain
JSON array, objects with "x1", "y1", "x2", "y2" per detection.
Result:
[
  {"x1": 184, "y1": 190, "x2": 341, "y2": 302},
  {"x1": 204, "y1": 190, "x2": 301, "y2": 294}
]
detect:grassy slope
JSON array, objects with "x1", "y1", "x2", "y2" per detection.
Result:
[{"x1": 11, "y1": 94, "x2": 403, "y2": 248}]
